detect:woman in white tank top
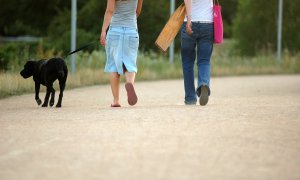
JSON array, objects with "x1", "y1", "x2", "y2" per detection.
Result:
[{"x1": 181, "y1": 0, "x2": 214, "y2": 106}]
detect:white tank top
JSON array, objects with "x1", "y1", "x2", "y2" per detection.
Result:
[{"x1": 184, "y1": 0, "x2": 213, "y2": 22}]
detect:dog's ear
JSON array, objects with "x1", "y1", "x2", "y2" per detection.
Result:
[
  {"x1": 20, "y1": 60, "x2": 36, "y2": 78},
  {"x1": 24, "y1": 60, "x2": 36, "y2": 69}
]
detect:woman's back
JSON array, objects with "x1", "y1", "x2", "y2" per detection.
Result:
[
  {"x1": 111, "y1": 0, "x2": 138, "y2": 28},
  {"x1": 187, "y1": 0, "x2": 213, "y2": 22}
]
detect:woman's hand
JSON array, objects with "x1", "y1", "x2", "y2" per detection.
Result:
[
  {"x1": 184, "y1": 0, "x2": 193, "y2": 35},
  {"x1": 100, "y1": 31, "x2": 106, "y2": 46},
  {"x1": 186, "y1": 17, "x2": 193, "y2": 35}
]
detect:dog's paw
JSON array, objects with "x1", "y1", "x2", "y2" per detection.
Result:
[
  {"x1": 56, "y1": 104, "x2": 62, "y2": 108},
  {"x1": 49, "y1": 100, "x2": 55, "y2": 107},
  {"x1": 41, "y1": 103, "x2": 48, "y2": 107},
  {"x1": 36, "y1": 99, "x2": 42, "y2": 105}
]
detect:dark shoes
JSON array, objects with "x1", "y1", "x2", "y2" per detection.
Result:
[
  {"x1": 125, "y1": 82, "x2": 138, "y2": 106},
  {"x1": 196, "y1": 85, "x2": 209, "y2": 106}
]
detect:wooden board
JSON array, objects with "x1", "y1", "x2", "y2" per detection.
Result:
[{"x1": 155, "y1": 3, "x2": 186, "y2": 53}]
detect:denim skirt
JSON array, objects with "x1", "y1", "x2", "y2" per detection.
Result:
[{"x1": 104, "y1": 26, "x2": 139, "y2": 75}]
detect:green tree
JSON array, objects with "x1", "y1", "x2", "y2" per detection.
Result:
[
  {"x1": 233, "y1": 0, "x2": 300, "y2": 55},
  {"x1": 219, "y1": 0, "x2": 238, "y2": 38},
  {"x1": 47, "y1": 0, "x2": 170, "y2": 52},
  {"x1": 45, "y1": 0, "x2": 97, "y2": 52},
  {"x1": 0, "y1": 0, "x2": 239, "y2": 52},
  {"x1": 0, "y1": 0, "x2": 72, "y2": 36},
  {"x1": 138, "y1": 1, "x2": 170, "y2": 50}
]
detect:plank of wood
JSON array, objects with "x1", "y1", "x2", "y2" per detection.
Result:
[{"x1": 155, "y1": 3, "x2": 186, "y2": 53}]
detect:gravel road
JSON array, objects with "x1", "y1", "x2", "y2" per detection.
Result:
[{"x1": 0, "y1": 75, "x2": 300, "y2": 180}]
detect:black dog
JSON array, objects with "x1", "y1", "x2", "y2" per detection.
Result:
[{"x1": 20, "y1": 58, "x2": 68, "y2": 107}]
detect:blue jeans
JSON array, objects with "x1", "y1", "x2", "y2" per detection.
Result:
[{"x1": 180, "y1": 22, "x2": 214, "y2": 104}]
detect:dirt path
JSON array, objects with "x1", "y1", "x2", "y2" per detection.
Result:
[{"x1": 0, "y1": 75, "x2": 300, "y2": 180}]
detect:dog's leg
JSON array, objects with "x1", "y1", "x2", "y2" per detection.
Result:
[
  {"x1": 42, "y1": 86, "x2": 51, "y2": 107},
  {"x1": 35, "y1": 82, "x2": 42, "y2": 105},
  {"x1": 56, "y1": 80, "x2": 66, "y2": 108},
  {"x1": 49, "y1": 87, "x2": 55, "y2": 107}
]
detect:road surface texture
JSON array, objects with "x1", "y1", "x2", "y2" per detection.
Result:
[{"x1": 0, "y1": 75, "x2": 300, "y2": 180}]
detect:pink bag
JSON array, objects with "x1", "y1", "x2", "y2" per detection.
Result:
[{"x1": 213, "y1": 0, "x2": 223, "y2": 44}]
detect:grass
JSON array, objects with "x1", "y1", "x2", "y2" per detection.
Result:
[{"x1": 0, "y1": 42, "x2": 300, "y2": 99}]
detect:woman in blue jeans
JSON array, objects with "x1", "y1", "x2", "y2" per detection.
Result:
[
  {"x1": 100, "y1": 0, "x2": 143, "y2": 107},
  {"x1": 181, "y1": 0, "x2": 214, "y2": 106}
]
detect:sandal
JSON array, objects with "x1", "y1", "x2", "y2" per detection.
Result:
[
  {"x1": 125, "y1": 82, "x2": 138, "y2": 106},
  {"x1": 111, "y1": 104, "x2": 121, "y2": 107}
]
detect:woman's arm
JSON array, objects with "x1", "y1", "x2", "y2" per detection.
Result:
[
  {"x1": 184, "y1": 0, "x2": 192, "y2": 18},
  {"x1": 100, "y1": 0, "x2": 115, "y2": 46},
  {"x1": 184, "y1": 0, "x2": 193, "y2": 35},
  {"x1": 136, "y1": 0, "x2": 143, "y2": 17}
]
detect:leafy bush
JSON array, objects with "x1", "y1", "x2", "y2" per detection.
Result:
[
  {"x1": 0, "y1": 42, "x2": 36, "y2": 71},
  {"x1": 0, "y1": 41, "x2": 61, "y2": 71}
]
